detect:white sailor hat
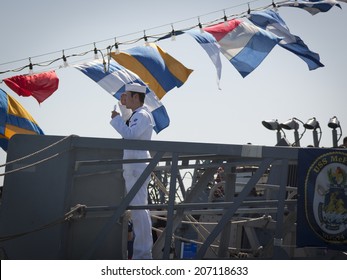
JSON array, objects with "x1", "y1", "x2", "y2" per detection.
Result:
[{"x1": 125, "y1": 83, "x2": 147, "y2": 93}]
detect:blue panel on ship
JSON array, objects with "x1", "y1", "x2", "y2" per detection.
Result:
[
  {"x1": 297, "y1": 148, "x2": 347, "y2": 250},
  {"x1": 181, "y1": 242, "x2": 197, "y2": 259}
]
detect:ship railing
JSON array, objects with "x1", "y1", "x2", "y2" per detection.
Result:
[{"x1": 73, "y1": 139, "x2": 298, "y2": 259}]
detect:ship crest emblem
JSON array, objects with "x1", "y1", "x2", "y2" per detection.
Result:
[{"x1": 305, "y1": 151, "x2": 347, "y2": 243}]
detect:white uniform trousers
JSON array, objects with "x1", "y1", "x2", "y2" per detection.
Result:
[{"x1": 123, "y1": 164, "x2": 153, "y2": 259}]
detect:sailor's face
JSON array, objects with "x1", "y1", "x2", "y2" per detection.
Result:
[
  {"x1": 120, "y1": 93, "x2": 127, "y2": 105},
  {"x1": 125, "y1": 91, "x2": 135, "y2": 109}
]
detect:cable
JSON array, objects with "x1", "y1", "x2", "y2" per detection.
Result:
[
  {"x1": 0, "y1": 0, "x2": 283, "y2": 76},
  {"x1": 0, "y1": 135, "x2": 77, "y2": 177},
  {"x1": 0, "y1": 204, "x2": 86, "y2": 242},
  {"x1": 151, "y1": 213, "x2": 273, "y2": 226},
  {"x1": 0, "y1": 153, "x2": 61, "y2": 177},
  {"x1": 0, "y1": 135, "x2": 75, "y2": 168}
]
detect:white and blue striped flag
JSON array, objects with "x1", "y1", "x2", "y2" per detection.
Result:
[
  {"x1": 186, "y1": 30, "x2": 222, "y2": 88},
  {"x1": 277, "y1": 0, "x2": 342, "y2": 15},
  {"x1": 203, "y1": 19, "x2": 281, "y2": 78},
  {"x1": 249, "y1": 9, "x2": 324, "y2": 70},
  {"x1": 74, "y1": 59, "x2": 170, "y2": 133}
]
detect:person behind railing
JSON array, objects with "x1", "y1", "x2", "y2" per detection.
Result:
[
  {"x1": 215, "y1": 166, "x2": 225, "y2": 183},
  {"x1": 339, "y1": 136, "x2": 347, "y2": 148}
]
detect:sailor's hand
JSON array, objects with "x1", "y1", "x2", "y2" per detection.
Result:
[{"x1": 111, "y1": 110, "x2": 120, "y2": 119}]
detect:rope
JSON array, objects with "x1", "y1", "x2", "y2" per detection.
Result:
[
  {"x1": 0, "y1": 204, "x2": 86, "y2": 242},
  {"x1": 0, "y1": 135, "x2": 77, "y2": 177},
  {"x1": 0, "y1": 153, "x2": 61, "y2": 177},
  {"x1": 152, "y1": 226, "x2": 240, "y2": 252},
  {"x1": 151, "y1": 213, "x2": 273, "y2": 226},
  {"x1": 151, "y1": 213, "x2": 275, "y2": 258},
  {"x1": 185, "y1": 214, "x2": 219, "y2": 256},
  {"x1": 0, "y1": 135, "x2": 75, "y2": 168}
]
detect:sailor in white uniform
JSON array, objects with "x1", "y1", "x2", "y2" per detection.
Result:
[{"x1": 110, "y1": 83, "x2": 154, "y2": 259}]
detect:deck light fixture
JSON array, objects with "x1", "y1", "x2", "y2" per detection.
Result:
[
  {"x1": 328, "y1": 116, "x2": 342, "y2": 147},
  {"x1": 262, "y1": 119, "x2": 286, "y2": 144},
  {"x1": 280, "y1": 118, "x2": 305, "y2": 147},
  {"x1": 304, "y1": 117, "x2": 321, "y2": 147}
]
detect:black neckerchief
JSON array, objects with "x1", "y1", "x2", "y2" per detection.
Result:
[{"x1": 125, "y1": 110, "x2": 137, "y2": 126}]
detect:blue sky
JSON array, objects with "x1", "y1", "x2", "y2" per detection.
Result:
[{"x1": 0, "y1": 0, "x2": 346, "y2": 171}]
